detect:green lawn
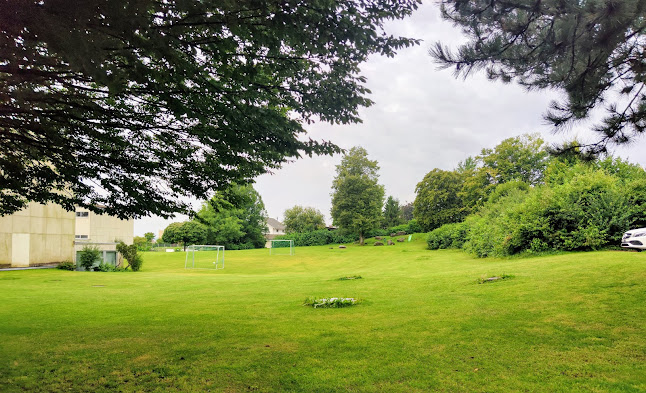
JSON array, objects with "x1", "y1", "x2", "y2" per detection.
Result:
[{"x1": 1, "y1": 238, "x2": 645, "y2": 392}]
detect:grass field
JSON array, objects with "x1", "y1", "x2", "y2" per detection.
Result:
[{"x1": 1, "y1": 237, "x2": 645, "y2": 392}]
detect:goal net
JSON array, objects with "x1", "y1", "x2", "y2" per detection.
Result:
[
  {"x1": 270, "y1": 239, "x2": 294, "y2": 256},
  {"x1": 185, "y1": 245, "x2": 225, "y2": 269}
]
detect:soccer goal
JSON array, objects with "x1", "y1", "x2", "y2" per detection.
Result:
[
  {"x1": 270, "y1": 239, "x2": 294, "y2": 256},
  {"x1": 185, "y1": 245, "x2": 225, "y2": 269}
]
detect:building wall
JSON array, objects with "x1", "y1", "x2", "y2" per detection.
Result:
[
  {"x1": 75, "y1": 208, "x2": 134, "y2": 245},
  {"x1": 0, "y1": 202, "x2": 75, "y2": 267}
]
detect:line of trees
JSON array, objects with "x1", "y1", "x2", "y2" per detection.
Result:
[{"x1": 422, "y1": 135, "x2": 646, "y2": 257}]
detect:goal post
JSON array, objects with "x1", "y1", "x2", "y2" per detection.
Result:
[
  {"x1": 270, "y1": 239, "x2": 294, "y2": 256},
  {"x1": 185, "y1": 245, "x2": 225, "y2": 269}
]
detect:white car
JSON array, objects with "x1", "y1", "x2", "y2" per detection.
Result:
[{"x1": 621, "y1": 228, "x2": 646, "y2": 251}]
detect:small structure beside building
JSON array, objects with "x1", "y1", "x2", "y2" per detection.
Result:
[{"x1": 264, "y1": 218, "x2": 286, "y2": 248}]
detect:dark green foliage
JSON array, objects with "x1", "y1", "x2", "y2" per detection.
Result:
[
  {"x1": 283, "y1": 206, "x2": 325, "y2": 233},
  {"x1": 56, "y1": 261, "x2": 75, "y2": 271},
  {"x1": 387, "y1": 220, "x2": 422, "y2": 236},
  {"x1": 382, "y1": 196, "x2": 402, "y2": 228},
  {"x1": 161, "y1": 221, "x2": 208, "y2": 251},
  {"x1": 414, "y1": 134, "x2": 551, "y2": 233},
  {"x1": 78, "y1": 246, "x2": 101, "y2": 271},
  {"x1": 462, "y1": 160, "x2": 646, "y2": 257},
  {"x1": 1, "y1": 0, "x2": 419, "y2": 218},
  {"x1": 116, "y1": 242, "x2": 143, "y2": 271},
  {"x1": 195, "y1": 184, "x2": 267, "y2": 249},
  {"x1": 426, "y1": 222, "x2": 469, "y2": 250},
  {"x1": 96, "y1": 262, "x2": 125, "y2": 272},
  {"x1": 399, "y1": 202, "x2": 414, "y2": 222},
  {"x1": 479, "y1": 134, "x2": 548, "y2": 186},
  {"x1": 331, "y1": 147, "x2": 385, "y2": 245},
  {"x1": 414, "y1": 169, "x2": 466, "y2": 232},
  {"x1": 432, "y1": 0, "x2": 646, "y2": 155},
  {"x1": 275, "y1": 230, "x2": 357, "y2": 247}
]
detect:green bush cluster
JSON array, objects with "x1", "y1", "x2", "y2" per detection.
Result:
[
  {"x1": 426, "y1": 222, "x2": 468, "y2": 250},
  {"x1": 56, "y1": 261, "x2": 75, "y2": 271},
  {"x1": 275, "y1": 229, "x2": 358, "y2": 247},
  {"x1": 427, "y1": 160, "x2": 646, "y2": 257},
  {"x1": 77, "y1": 245, "x2": 102, "y2": 271}
]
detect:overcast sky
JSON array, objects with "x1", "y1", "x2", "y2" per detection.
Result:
[{"x1": 135, "y1": 2, "x2": 646, "y2": 236}]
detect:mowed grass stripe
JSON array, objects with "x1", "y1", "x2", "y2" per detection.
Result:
[{"x1": 0, "y1": 239, "x2": 644, "y2": 392}]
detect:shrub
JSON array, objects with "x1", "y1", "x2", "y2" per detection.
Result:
[
  {"x1": 78, "y1": 246, "x2": 102, "y2": 271},
  {"x1": 426, "y1": 222, "x2": 469, "y2": 250},
  {"x1": 116, "y1": 242, "x2": 143, "y2": 271},
  {"x1": 275, "y1": 230, "x2": 357, "y2": 247},
  {"x1": 97, "y1": 262, "x2": 115, "y2": 272},
  {"x1": 57, "y1": 261, "x2": 75, "y2": 271}
]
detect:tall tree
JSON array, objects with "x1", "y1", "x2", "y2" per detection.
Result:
[
  {"x1": 478, "y1": 134, "x2": 549, "y2": 186},
  {"x1": 431, "y1": 0, "x2": 646, "y2": 155},
  {"x1": 383, "y1": 196, "x2": 402, "y2": 228},
  {"x1": 161, "y1": 221, "x2": 207, "y2": 251},
  {"x1": 196, "y1": 184, "x2": 268, "y2": 249},
  {"x1": 414, "y1": 169, "x2": 466, "y2": 232},
  {"x1": 283, "y1": 206, "x2": 325, "y2": 233},
  {"x1": 331, "y1": 147, "x2": 385, "y2": 245},
  {"x1": 143, "y1": 232, "x2": 155, "y2": 243},
  {"x1": 0, "y1": 0, "x2": 420, "y2": 218},
  {"x1": 399, "y1": 201, "x2": 415, "y2": 222}
]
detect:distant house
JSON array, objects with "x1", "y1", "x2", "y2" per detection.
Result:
[{"x1": 264, "y1": 218, "x2": 286, "y2": 247}]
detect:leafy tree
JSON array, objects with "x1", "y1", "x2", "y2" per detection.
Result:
[
  {"x1": 161, "y1": 221, "x2": 207, "y2": 251},
  {"x1": 414, "y1": 169, "x2": 466, "y2": 232},
  {"x1": 116, "y1": 241, "x2": 143, "y2": 271},
  {"x1": 196, "y1": 184, "x2": 268, "y2": 249},
  {"x1": 432, "y1": 0, "x2": 646, "y2": 155},
  {"x1": 399, "y1": 202, "x2": 415, "y2": 222},
  {"x1": 283, "y1": 206, "x2": 325, "y2": 233},
  {"x1": 478, "y1": 134, "x2": 549, "y2": 186},
  {"x1": 133, "y1": 236, "x2": 152, "y2": 252},
  {"x1": 1, "y1": 0, "x2": 420, "y2": 218},
  {"x1": 144, "y1": 232, "x2": 155, "y2": 243},
  {"x1": 331, "y1": 147, "x2": 385, "y2": 245},
  {"x1": 383, "y1": 196, "x2": 402, "y2": 228}
]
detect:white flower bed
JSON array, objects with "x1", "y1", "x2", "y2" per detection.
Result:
[{"x1": 304, "y1": 297, "x2": 358, "y2": 308}]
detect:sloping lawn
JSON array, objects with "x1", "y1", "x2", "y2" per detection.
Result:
[{"x1": 1, "y1": 238, "x2": 644, "y2": 392}]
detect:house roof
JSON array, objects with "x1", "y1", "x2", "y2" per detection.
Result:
[{"x1": 267, "y1": 217, "x2": 285, "y2": 230}]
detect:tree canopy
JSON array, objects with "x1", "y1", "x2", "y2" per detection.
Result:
[
  {"x1": 195, "y1": 184, "x2": 268, "y2": 249},
  {"x1": 432, "y1": 0, "x2": 646, "y2": 155},
  {"x1": 331, "y1": 147, "x2": 384, "y2": 244},
  {"x1": 382, "y1": 196, "x2": 402, "y2": 228},
  {"x1": 283, "y1": 206, "x2": 325, "y2": 234},
  {"x1": 414, "y1": 169, "x2": 466, "y2": 232},
  {"x1": 161, "y1": 221, "x2": 207, "y2": 250},
  {"x1": 0, "y1": 0, "x2": 420, "y2": 218},
  {"x1": 414, "y1": 134, "x2": 549, "y2": 230}
]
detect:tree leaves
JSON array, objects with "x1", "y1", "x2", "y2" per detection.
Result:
[{"x1": 0, "y1": 0, "x2": 419, "y2": 218}]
